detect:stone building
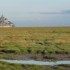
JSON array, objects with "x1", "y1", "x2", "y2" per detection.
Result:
[{"x1": 0, "y1": 15, "x2": 15, "y2": 27}]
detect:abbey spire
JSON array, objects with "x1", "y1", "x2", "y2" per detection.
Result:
[{"x1": 0, "y1": 14, "x2": 15, "y2": 27}]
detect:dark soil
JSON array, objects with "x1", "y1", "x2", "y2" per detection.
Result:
[{"x1": 0, "y1": 53, "x2": 70, "y2": 61}]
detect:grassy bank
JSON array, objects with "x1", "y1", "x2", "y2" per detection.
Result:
[{"x1": 0, "y1": 27, "x2": 70, "y2": 60}]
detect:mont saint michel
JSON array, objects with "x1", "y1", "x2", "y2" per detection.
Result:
[{"x1": 0, "y1": 15, "x2": 15, "y2": 27}]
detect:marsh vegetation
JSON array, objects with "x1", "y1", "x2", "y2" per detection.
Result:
[{"x1": 0, "y1": 27, "x2": 70, "y2": 69}]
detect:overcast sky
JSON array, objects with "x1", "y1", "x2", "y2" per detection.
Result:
[{"x1": 0, "y1": 0, "x2": 70, "y2": 27}]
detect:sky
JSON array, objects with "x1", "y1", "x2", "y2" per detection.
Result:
[{"x1": 0, "y1": 0, "x2": 70, "y2": 27}]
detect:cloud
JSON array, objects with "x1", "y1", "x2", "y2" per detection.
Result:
[
  {"x1": 62, "y1": 10, "x2": 70, "y2": 14},
  {"x1": 30, "y1": 10, "x2": 70, "y2": 15},
  {"x1": 30, "y1": 12, "x2": 60, "y2": 14},
  {"x1": 39, "y1": 12, "x2": 60, "y2": 14}
]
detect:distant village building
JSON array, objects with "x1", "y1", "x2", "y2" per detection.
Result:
[{"x1": 0, "y1": 15, "x2": 15, "y2": 27}]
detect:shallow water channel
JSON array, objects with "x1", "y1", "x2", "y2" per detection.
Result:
[{"x1": 0, "y1": 60, "x2": 70, "y2": 66}]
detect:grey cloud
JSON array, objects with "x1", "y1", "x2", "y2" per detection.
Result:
[
  {"x1": 39, "y1": 12, "x2": 60, "y2": 14},
  {"x1": 30, "y1": 10, "x2": 70, "y2": 14},
  {"x1": 62, "y1": 10, "x2": 70, "y2": 14},
  {"x1": 30, "y1": 12, "x2": 60, "y2": 14}
]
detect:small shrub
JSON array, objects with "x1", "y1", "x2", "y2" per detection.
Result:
[
  {"x1": 41, "y1": 50, "x2": 48, "y2": 55},
  {"x1": 27, "y1": 48, "x2": 32, "y2": 53}
]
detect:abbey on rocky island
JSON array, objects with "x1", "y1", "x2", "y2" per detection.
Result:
[{"x1": 0, "y1": 15, "x2": 15, "y2": 27}]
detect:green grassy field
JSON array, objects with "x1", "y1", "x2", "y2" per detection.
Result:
[
  {"x1": 0, "y1": 27, "x2": 70, "y2": 70},
  {"x1": 0, "y1": 27, "x2": 70, "y2": 54}
]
